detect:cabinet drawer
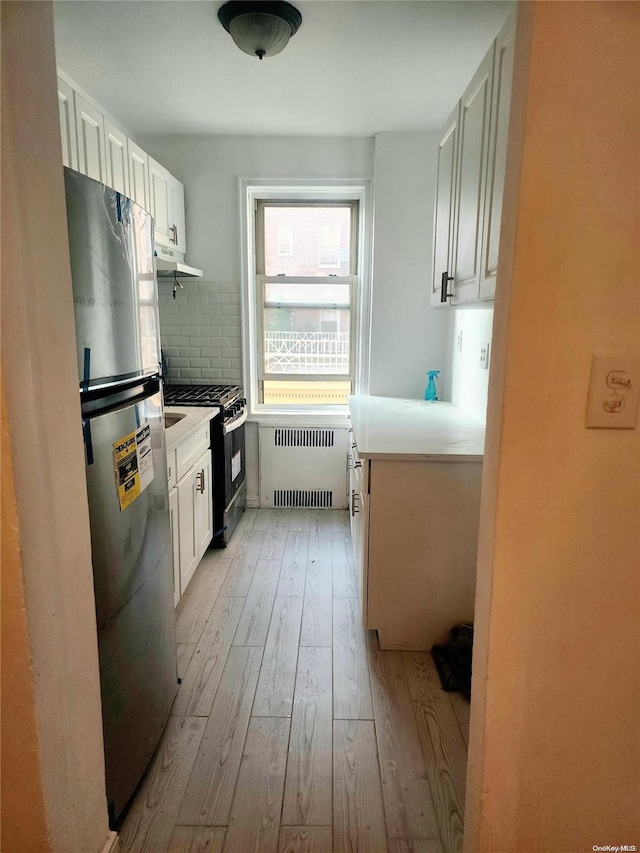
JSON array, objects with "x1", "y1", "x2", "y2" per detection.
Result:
[
  {"x1": 349, "y1": 439, "x2": 368, "y2": 495},
  {"x1": 176, "y1": 424, "x2": 210, "y2": 482},
  {"x1": 167, "y1": 449, "x2": 177, "y2": 490}
]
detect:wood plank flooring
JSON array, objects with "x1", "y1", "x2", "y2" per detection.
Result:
[{"x1": 119, "y1": 509, "x2": 469, "y2": 853}]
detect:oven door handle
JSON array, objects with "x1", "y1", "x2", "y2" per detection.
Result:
[{"x1": 223, "y1": 408, "x2": 248, "y2": 435}]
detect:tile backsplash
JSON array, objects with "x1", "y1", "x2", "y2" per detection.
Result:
[{"x1": 158, "y1": 281, "x2": 242, "y2": 384}]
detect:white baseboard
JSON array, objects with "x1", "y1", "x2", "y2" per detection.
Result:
[
  {"x1": 246, "y1": 493, "x2": 260, "y2": 508},
  {"x1": 101, "y1": 831, "x2": 119, "y2": 853}
]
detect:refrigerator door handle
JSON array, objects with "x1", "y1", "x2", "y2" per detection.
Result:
[{"x1": 81, "y1": 377, "x2": 161, "y2": 421}]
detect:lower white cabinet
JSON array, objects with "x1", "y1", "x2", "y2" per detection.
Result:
[
  {"x1": 349, "y1": 440, "x2": 482, "y2": 651},
  {"x1": 169, "y1": 486, "x2": 180, "y2": 607},
  {"x1": 176, "y1": 448, "x2": 213, "y2": 597},
  {"x1": 348, "y1": 436, "x2": 369, "y2": 626},
  {"x1": 167, "y1": 432, "x2": 213, "y2": 605}
]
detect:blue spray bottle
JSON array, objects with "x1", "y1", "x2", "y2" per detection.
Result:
[{"x1": 425, "y1": 370, "x2": 440, "y2": 402}]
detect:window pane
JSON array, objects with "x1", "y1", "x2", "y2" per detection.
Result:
[
  {"x1": 319, "y1": 225, "x2": 340, "y2": 267},
  {"x1": 264, "y1": 205, "x2": 352, "y2": 276},
  {"x1": 264, "y1": 281, "x2": 350, "y2": 307},
  {"x1": 263, "y1": 380, "x2": 351, "y2": 406},
  {"x1": 277, "y1": 225, "x2": 293, "y2": 256},
  {"x1": 263, "y1": 307, "x2": 350, "y2": 375}
]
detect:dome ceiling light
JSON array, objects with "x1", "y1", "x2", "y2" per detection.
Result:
[{"x1": 217, "y1": 1, "x2": 302, "y2": 60}]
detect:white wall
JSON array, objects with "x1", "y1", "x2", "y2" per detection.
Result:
[
  {"x1": 449, "y1": 308, "x2": 494, "y2": 423},
  {"x1": 369, "y1": 132, "x2": 452, "y2": 400},
  {"x1": 141, "y1": 135, "x2": 374, "y2": 503},
  {"x1": 140, "y1": 134, "x2": 374, "y2": 386}
]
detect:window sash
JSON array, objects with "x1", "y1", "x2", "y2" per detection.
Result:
[
  {"x1": 257, "y1": 274, "x2": 357, "y2": 386},
  {"x1": 256, "y1": 200, "x2": 359, "y2": 276}
]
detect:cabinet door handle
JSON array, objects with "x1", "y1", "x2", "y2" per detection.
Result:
[
  {"x1": 440, "y1": 270, "x2": 454, "y2": 303},
  {"x1": 347, "y1": 452, "x2": 353, "y2": 471},
  {"x1": 174, "y1": 224, "x2": 178, "y2": 245},
  {"x1": 351, "y1": 490, "x2": 359, "y2": 516},
  {"x1": 196, "y1": 470, "x2": 205, "y2": 493}
]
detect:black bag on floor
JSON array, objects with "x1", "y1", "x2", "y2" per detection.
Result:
[{"x1": 431, "y1": 622, "x2": 474, "y2": 701}]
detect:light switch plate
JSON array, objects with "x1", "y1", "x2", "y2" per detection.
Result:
[
  {"x1": 586, "y1": 353, "x2": 640, "y2": 428},
  {"x1": 479, "y1": 343, "x2": 490, "y2": 370}
]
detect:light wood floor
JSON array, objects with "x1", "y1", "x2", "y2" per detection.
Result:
[{"x1": 119, "y1": 509, "x2": 469, "y2": 853}]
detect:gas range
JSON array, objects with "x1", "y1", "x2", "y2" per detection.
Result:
[
  {"x1": 162, "y1": 383, "x2": 247, "y2": 547},
  {"x1": 163, "y1": 384, "x2": 245, "y2": 422}
]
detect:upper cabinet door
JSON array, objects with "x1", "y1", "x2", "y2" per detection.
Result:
[
  {"x1": 169, "y1": 175, "x2": 187, "y2": 254},
  {"x1": 75, "y1": 93, "x2": 107, "y2": 184},
  {"x1": 480, "y1": 18, "x2": 516, "y2": 302},
  {"x1": 431, "y1": 104, "x2": 460, "y2": 307},
  {"x1": 57, "y1": 77, "x2": 78, "y2": 170},
  {"x1": 451, "y1": 45, "x2": 495, "y2": 306},
  {"x1": 148, "y1": 157, "x2": 172, "y2": 248},
  {"x1": 128, "y1": 139, "x2": 149, "y2": 212},
  {"x1": 105, "y1": 120, "x2": 129, "y2": 197}
]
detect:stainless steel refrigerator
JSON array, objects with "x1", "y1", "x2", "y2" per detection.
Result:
[{"x1": 64, "y1": 168, "x2": 178, "y2": 825}]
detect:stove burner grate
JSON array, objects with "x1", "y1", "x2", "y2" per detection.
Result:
[{"x1": 163, "y1": 383, "x2": 242, "y2": 407}]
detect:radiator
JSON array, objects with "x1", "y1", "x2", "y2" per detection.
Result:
[{"x1": 258, "y1": 426, "x2": 349, "y2": 509}]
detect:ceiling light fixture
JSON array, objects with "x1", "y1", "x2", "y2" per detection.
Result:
[{"x1": 217, "y1": 1, "x2": 302, "y2": 60}]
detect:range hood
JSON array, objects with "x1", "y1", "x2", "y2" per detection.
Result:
[{"x1": 155, "y1": 257, "x2": 203, "y2": 278}]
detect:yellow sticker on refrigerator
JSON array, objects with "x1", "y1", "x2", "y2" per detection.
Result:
[{"x1": 113, "y1": 422, "x2": 155, "y2": 510}]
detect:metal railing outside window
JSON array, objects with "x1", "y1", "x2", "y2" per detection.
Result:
[{"x1": 264, "y1": 330, "x2": 350, "y2": 374}]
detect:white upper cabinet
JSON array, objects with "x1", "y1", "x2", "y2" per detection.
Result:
[
  {"x1": 479, "y1": 17, "x2": 516, "y2": 301},
  {"x1": 149, "y1": 157, "x2": 172, "y2": 248},
  {"x1": 57, "y1": 77, "x2": 78, "y2": 170},
  {"x1": 431, "y1": 105, "x2": 460, "y2": 306},
  {"x1": 432, "y1": 18, "x2": 514, "y2": 307},
  {"x1": 105, "y1": 120, "x2": 129, "y2": 197},
  {"x1": 169, "y1": 177, "x2": 187, "y2": 254},
  {"x1": 452, "y1": 45, "x2": 494, "y2": 305},
  {"x1": 56, "y1": 74, "x2": 190, "y2": 262},
  {"x1": 149, "y1": 157, "x2": 187, "y2": 255},
  {"x1": 74, "y1": 92, "x2": 107, "y2": 184},
  {"x1": 127, "y1": 139, "x2": 149, "y2": 211}
]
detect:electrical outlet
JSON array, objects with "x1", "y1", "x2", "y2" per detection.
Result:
[
  {"x1": 479, "y1": 343, "x2": 490, "y2": 370},
  {"x1": 457, "y1": 331, "x2": 463, "y2": 352},
  {"x1": 586, "y1": 353, "x2": 640, "y2": 428}
]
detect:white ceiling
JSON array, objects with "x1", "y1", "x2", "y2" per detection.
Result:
[{"x1": 53, "y1": 0, "x2": 514, "y2": 138}]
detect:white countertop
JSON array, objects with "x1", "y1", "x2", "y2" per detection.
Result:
[
  {"x1": 348, "y1": 396, "x2": 485, "y2": 461},
  {"x1": 164, "y1": 405, "x2": 219, "y2": 453}
]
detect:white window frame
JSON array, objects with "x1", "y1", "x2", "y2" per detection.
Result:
[{"x1": 239, "y1": 180, "x2": 372, "y2": 422}]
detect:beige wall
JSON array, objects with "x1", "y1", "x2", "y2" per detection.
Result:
[
  {"x1": 1, "y1": 376, "x2": 51, "y2": 851},
  {"x1": 466, "y1": 3, "x2": 640, "y2": 850},
  {"x1": 1, "y1": 3, "x2": 111, "y2": 851}
]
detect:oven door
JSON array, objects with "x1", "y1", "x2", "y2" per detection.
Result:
[{"x1": 222, "y1": 407, "x2": 247, "y2": 506}]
